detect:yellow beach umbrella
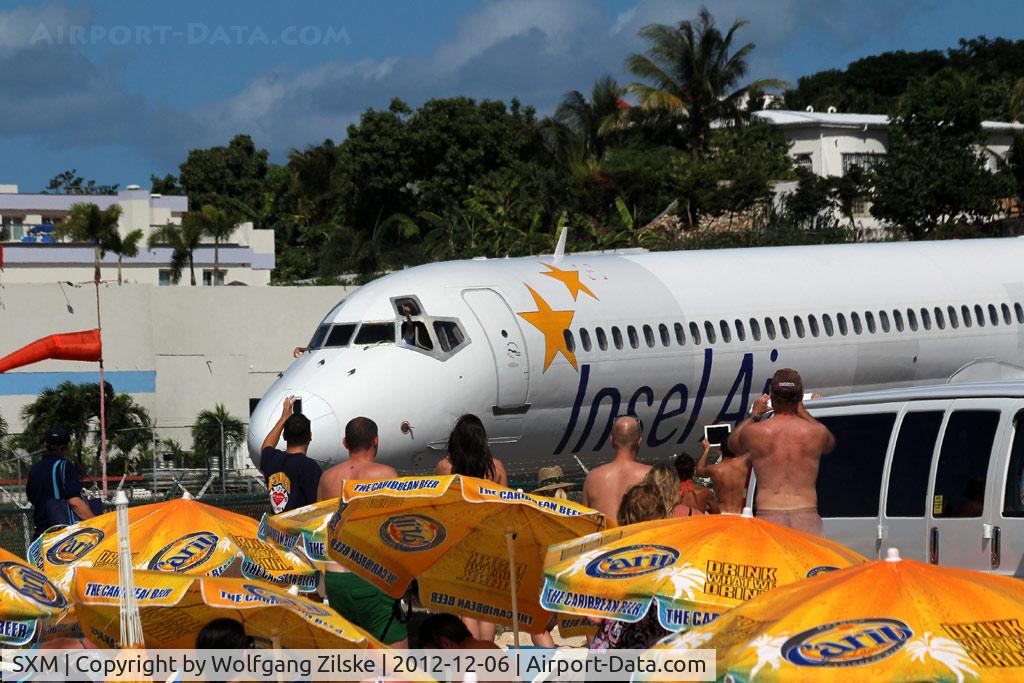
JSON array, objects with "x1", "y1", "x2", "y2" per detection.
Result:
[
  {"x1": 30, "y1": 497, "x2": 318, "y2": 594},
  {"x1": 259, "y1": 497, "x2": 338, "y2": 570},
  {"x1": 542, "y1": 507, "x2": 866, "y2": 632},
  {"x1": 327, "y1": 474, "x2": 605, "y2": 640},
  {"x1": 0, "y1": 547, "x2": 68, "y2": 645},
  {"x1": 73, "y1": 566, "x2": 386, "y2": 650},
  {"x1": 647, "y1": 549, "x2": 1024, "y2": 682}
]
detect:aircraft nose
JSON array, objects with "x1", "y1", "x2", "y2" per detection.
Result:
[{"x1": 247, "y1": 389, "x2": 342, "y2": 469}]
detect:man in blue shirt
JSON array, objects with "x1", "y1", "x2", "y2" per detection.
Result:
[
  {"x1": 26, "y1": 426, "x2": 95, "y2": 538},
  {"x1": 259, "y1": 397, "x2": 322, "y2": 514}
]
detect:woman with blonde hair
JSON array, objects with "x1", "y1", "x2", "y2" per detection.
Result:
[{"x1": 644, "y1": 463, "x2": 699, "y2": 518}]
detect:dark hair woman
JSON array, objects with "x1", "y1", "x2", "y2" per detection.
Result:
[{"x1": 435, "y1": 414, "x2": 507, "y2": 485}]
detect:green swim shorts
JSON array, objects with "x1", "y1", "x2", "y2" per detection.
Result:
[{"x1": 324, "y1": 571, "x2": 407, "y2": 644}]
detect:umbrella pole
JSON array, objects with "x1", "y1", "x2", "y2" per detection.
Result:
[
  {"x1": 114, "y1": 490, "x2": 143, "y2": 647},
  {"x1": 505, "y1": 530, "x2": 520, "y2": 649}
]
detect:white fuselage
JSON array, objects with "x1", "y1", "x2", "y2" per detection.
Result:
[{"x1": 247, "y1": 238, "x2": 1024, "y2": 476}]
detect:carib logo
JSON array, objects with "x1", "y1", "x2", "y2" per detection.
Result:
[
  {"x1": 148, "y1": 531, "x2": 219, "y2": 572},
  {"x1": 0, "y1": 562, "x2": 66, "y2": 609},
  {"x1": 782, "y1": 618, "x2": 914, "y2": 667},
  {"x1": 45, "y1": 528, "x2": 105, "y2": 565},
  {"x1": 584, "y1": 544, "x2": 680, "y2": 579},
  {"x1": 378, "y1": 514, "x2": 447, "y2": 552},
  {"x1": 242, "y1": 584, "x2": 333, "y2": 618}
]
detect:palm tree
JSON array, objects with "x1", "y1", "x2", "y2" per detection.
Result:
[
  {"x1": 626, "y1": 6, "x2": 784, "y2": 156},
  {"x1": 184, "y1": 205, "x2": 236, "y2": 285},
  {"x1": 554, "y1": 75, "x2": 629, "y2": 160},
  {"x1": 147, "y1": 219, "x2": 204, "y2": 286},
  {"x1": 107, "y1": 228, "x2": 144, "y2": 286},
  {"x1": 192, "y1": 404, "x2": 246, "y2": 471},
  {"x1": 55, "y1": 203, "x2": 122, "y2": 283}
]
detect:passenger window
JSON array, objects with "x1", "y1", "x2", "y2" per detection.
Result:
[
  {"x1": 1016, "y1": 302, "x2": 1024, "y2": 324},
  {"x1": 880, "y1": 310, "x2": 891, "y2": 333},
  {"x1": 612, "y1": 326, "x2": 624, "y2": 350},
  {"x1": 764, "y1": 317, "x2": 776, "y2": 340},
  {"x1": 354, "y1": 323, "x2": 396, "y2": 345},
  {"x1": 401, "y1": 321, "x2": 433, "y2": 350},
  {"x1": 886, "y1": 412, "x2": 943, "y2": 517},
  {"x1": 596, "y1": 327, "x2": 608, "y2": 351},
  {"x1": 974, "y1": 304, "x2": 985, "y2": 327},
  {"x1": 719, "y1": 320, "x2": 732, "y2": 343},
  {"x1": 308, "y1": 324, "x2": 330, "y2": 350},
  {"x1": 906, "y1": 309, "x2": 918, "y2": 332},
  {"x1": 735, "y1": 319, "x2": 746, "y2": 342},
  {"x1": 933, "y1": 411, "x2": 999, "y2": 518},
  {"x1": 749, "y1": 318, "x2": 761, "y2": 341},
  {"x1": 933, "y1": 307, "x2": 945, "y2": 330},
  {"x1": 837, "y1": 313, "x2": 848, "y2": 336},
  {"x1": 643, "y1": 325, "x2": 656, "y2": 348},
  {"x1": 674, "y1": 323, "x2": 686, "y2": 346},
  {"x1": 325, "y1": 323, "x2": 357, "y2": 348},
  {"x1": 1004, "y1": 412, "x2": 1024, "y2": 517},
  {"x1": 704, "y1": 321, "x2": 717, "y2": 344},
  {"x1": 851, "y1": 312, "x2": 863, "y2": 335},
  {"x1": 947, "y1": 306, "x2": 959, "y2": 329},
  {"x1": 794, "y1": 316, "x2": 805, "y2": 338},
  {"x1": 816, "y1": 413, "x2": 897, "y2": 518},
  {"x1": 961, "y1": 305, "x2": 973, "y2": 328},
  {"x1": 579, "y1": 328, "x2": 592, "y2": 352},
  {"x1": 1001, "y1": 303, "x2": 1012, "y2": 325},
  {"x1": 564, "y1": 329, "x2": 576, "y2": 353},
  {"x1": 865, "y1": 311, "x2": 876, "y2": 334},
  {"x1": 988, "y1": 304, "x2": 999, "y2": 326},
  {"x1": 808, "y1": 315, "x2": 819, "y2": 338},
  {"x1": 920, "y1": 308, "x2": 931, "y2": 330},
  {"x1": 779, "y1": 317, "x2": 791, "y2": 339},
  {"x1": 658, "y1": 324, "x2": 670, "y2": 347},
  {"x1": 823, "y1": 314, "x2": 835, "y2": 336},
  {"x1": 893, "y1": 310, "x2": 905, "y2": 332},
  {"x1": 689, "y1": 322, "x2": 702, "y2": 345},
  {"x1": 627, "y1": 325, "x2": 639, "y2": 349}
]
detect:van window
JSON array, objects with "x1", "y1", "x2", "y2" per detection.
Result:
[
  {"x1": 779, "y1": 317, "x2": 791, "y2": 339},
  {"x1": 886, "y1": 412, "x2": 943, "y2": 517},
  {"x1": 643, "y1": 324, "x2": 656, "y2": 348},
  {"x1": 658, "y1": 324, "x2": 670, "y2": 347},
  {"x1": 764, "y1": 317, "x2": 776, "y2": 340},
  {"x1": 961, "y1": 305, "x2": 972, "y2": 328},
  {"x1": 1004, "y1": 412, "x2": 1024, "y2": 517},
  {"x1": 579, "y1": 328, "x2": 592, "y2": 352},
  {"x1": 675, "y1": 323, "x2": 686, "y2": 346},
  {"x1": 596, "y1": 327, "x2": 608, "y2": 351},
  {"x1": 933, "y1": 307, "x2": 945, "y2": 330},
  {"x1": 689, "y1": 322, "x2": 702, "y2": 345},
  {"x1": 880, "y1": 310, "x2": 891, "y2": 333},
  {"x1": 865, "y1": 311, "x2": 876, "y2": 334},
  {"x1": 749, "y1": 318, "x2": 761, "y2": 341},
  {"x1": 563, "y1": 329, "x2": 576, "y2": 353},
  {"x1": 612, "y1": 326, "x2": 624, "y2": 350},
  {"x1": 735, "y1": 319, "x2": 746, "y2": 342},
  {"x1": 704, "y1": 321, "x2": 717, "y2": 344},
  {"x1": 933, "y1": 411, "x2": 999, "y2": 518},
  {"x1": 823, "y1": 314, "x2": 835, "y2": 336},
  {"x1": 794, "y1": 316, "x2": 805, "y2": 338},
  {"x1": 627, "y1": 325, "x2": 639, "y2": 349},
  {"x1": 816, "y1": 413, "x2": 897, "y2": 518},
  {"x1": 719, "y1": 320, "x2": 731, "y2": 343},
  {"x1": 808, "y1": 315, "x2": 819, "y2": 337}
]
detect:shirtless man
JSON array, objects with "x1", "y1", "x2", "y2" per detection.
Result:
[
  {"x1": 583, "y1": 416, "x2": 652, "y2": 522},
  {"x1": 695, "y1": 438, "x2": 748, "y2": 514},
  {"x1": 317, "y1": 417, "x2": 407, "y2": 647},
  {"x1": 728, "y1": 368, "x2": 835, "y2": 535}
]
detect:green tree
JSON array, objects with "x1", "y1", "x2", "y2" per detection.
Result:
[
  {"x1": 179, "y1": 134, "x2": 269, "y2": 212},
  {"x1": 150, "y1": 174, "x2": 182, "y2": 195},
  {"x1": 191, "y1": 404, "x2": 246, "y2": 471},
  {"x1": 554, "y1": 75, "x2": 629, "y2": 161},
  {"x1": 1008, "y1": 134, "x2": 1024, "y2": 217},
  {"x1": 869, "y1": 71, "x2": 1013, "y2": 239},
  {"x1": 106, "y1": 228, "x2": 144, "y2": 286},
  {"x1": 55, "y1": 203, "x2": 122, "y2": 283},
  {"x1": 184, "y1": 205, "x2": 236, "y2": 285},
  {"x1": 626, "y1": 6, "x2": 784, "y2": 156},
  {"x1": 43, "y1": 169, "x2": 118, "y2": 195},
  {"x1": 147, "y1": 219, "x2": 205, "y2": 286}
]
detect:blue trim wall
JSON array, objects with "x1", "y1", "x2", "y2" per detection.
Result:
[{"x1": 0, "y1": 371, "x2": 156, "y2": 396}]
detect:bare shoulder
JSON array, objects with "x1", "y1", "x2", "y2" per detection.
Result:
[
  {"x1": 435, "y1": 457, "x2": 453, "y2": 475},
  {"x1": 370, "y1": 463, "x2": 399, "y2": 479}
]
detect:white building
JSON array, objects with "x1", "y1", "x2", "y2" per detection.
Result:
[
  {"x1": 753, "y1": 110, "x2": 1024, "y2": 231},
  {"x1": 0, "y1": 185, "x2": 275, "y2": 286}
]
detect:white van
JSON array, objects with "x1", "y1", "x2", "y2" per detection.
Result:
[{"x1": 789, "y1": 381, "x2": 1024, "y2": 575}]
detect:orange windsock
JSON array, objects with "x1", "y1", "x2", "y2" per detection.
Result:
[{"x1": 0, "y1": 329, "x2": 102, "y2": 373}]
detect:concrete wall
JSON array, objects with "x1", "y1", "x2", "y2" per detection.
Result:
[{"x1": 0, "y1": 283, "x2": 355, "y2": 461}]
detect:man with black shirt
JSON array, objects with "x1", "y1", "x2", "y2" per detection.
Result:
[
  {"x1": 259, "y1": 397, "x2": 322, "y2": 514},
  {"x1": 26, "y1": 426, "x2": 95, "y2": 538}
]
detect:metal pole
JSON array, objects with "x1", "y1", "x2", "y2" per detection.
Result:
[
  {"x1": 219, "y1": 418, "x2": 225, "y2": 495},
  {"x1": 95, "y1": 278, "x2": 108, "y2": 500}
]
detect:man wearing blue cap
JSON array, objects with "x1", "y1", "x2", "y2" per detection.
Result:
[{"x1": 26, "y1": 425, "x2": 95, "y2": 538}]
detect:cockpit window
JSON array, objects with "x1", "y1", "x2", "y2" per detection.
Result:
[
  {"x1": 401, "y1": 320, "x2": 434, "y2": 350},
  {"x1": 308, "y1": 324, "x2": 330, "y2": 350},
  {"x1": 324, "y1": 324, "x2": 357, "y2": 347},
  {"x1": 354, "y1": 323, "x2": 396, "y2": 345},
  {"x1": 395, "y1": 297, "x2": 422, "y2": 317},
  {"x1": 434, "y1": 321, "x2": 465, "y2": 352}
]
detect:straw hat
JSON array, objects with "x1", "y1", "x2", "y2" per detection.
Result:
[{"x1": 533, "y1": 465, "x2": 575, "y2": 494}]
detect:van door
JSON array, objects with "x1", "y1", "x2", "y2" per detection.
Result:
[
  {"x1": 927, "y1": 402, "x2": 1003, "y2": 570},
  {"x1": 879, "y1": 407, "x2": 945, "y2": 562},
  {"x1": 991, "y1": 407, "x2": 1024, "y2": 576}
]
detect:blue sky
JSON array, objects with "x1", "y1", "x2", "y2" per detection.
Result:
[{"x1": 1, "y1": 0, "x2": 1023, "y2": 191}]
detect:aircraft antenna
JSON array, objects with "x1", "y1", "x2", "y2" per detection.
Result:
[{"x1": 553, "y1": 225, "x2": 568, "y2": 263}]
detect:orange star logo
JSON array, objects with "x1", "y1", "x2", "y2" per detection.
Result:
[
  {"x1": 518, "y1": 285, "x2": 577, "y2": 372},
  {"x1": 541, "y1": 263, "x2": 598, "y2": 301}
]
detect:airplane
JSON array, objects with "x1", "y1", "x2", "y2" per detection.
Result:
[{"x1": 247, "y1": 236, "x2": 1024, "y2": 477}]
